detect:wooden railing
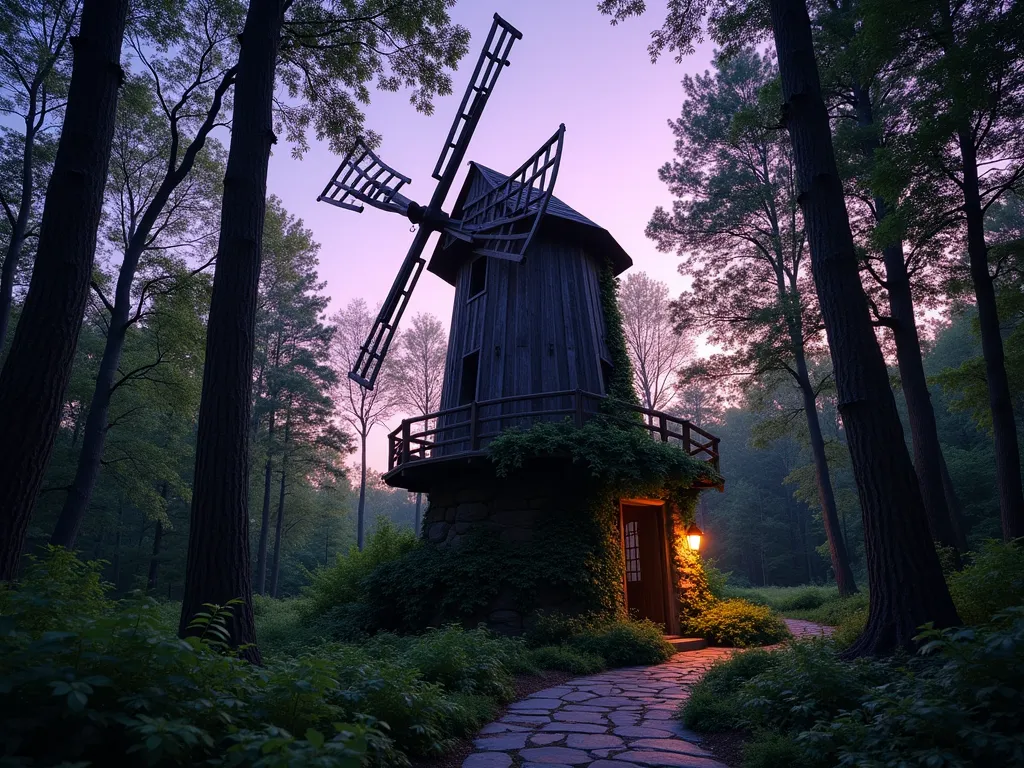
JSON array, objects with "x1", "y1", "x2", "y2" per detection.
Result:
[{"x1": 386, "y1": 389, "x2": 720, "y2": 473}]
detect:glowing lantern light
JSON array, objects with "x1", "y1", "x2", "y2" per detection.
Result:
[{"x1": 685, "y1": 523, "x2": 704, "y2": 552}]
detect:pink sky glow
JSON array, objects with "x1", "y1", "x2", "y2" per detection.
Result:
[{"x1": 265, "y1": 0, "x2": 717, "y2": 472}]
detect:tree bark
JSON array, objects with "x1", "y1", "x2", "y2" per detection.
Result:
[
  {"x1": 255, "y1": 409, "x2": 276, "y2": 595},
  {"x1": 147, "y1": 520, "x2": 163, "y2": 592},
  {"x1": 0, "y1": 0, "x2": 131, "y2": 581},
  {"x1": 357, "y1": 427, "x2": 367, "y2": 550},
  {"x1": 796, "y1": 357, "x2": 859, "y2": 594},
  {"x1": 50, "y1": 68, "x2": 235, "y2": 548},
  {"x1": 768, "y1": 0, "x2": 959, "y2": 656},
  {"x1": 852, "y1": 82, "x2": 964, "y2": 560},
  {"x1": 269, "y1": 410, "x2": 289, "y2": 598},
  {"x1": 178, "y1": 0, "x2": 286, "y2": 663},
  {"x1": 957, "y1": 127, "x2": 1024, "y2": 541}
]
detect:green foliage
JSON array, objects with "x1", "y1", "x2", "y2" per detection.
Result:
[
  {"x1": 703, "y1": 559, "x2": 730, "y2": 600},
  {"x1": 0, "y1": 546, "x2": 108, "y2": 631},
  {"x1": 947, "y1": 539, "x2": 1024, "y2": 625},
  {"x1": 742, "y1": 732, "x2": 805, "y2": 768},
  {"x1": 679, "y1": 649, "x2": 779, "y2": 732},
  {"x1": 568, "y1": 618, "x2": 675, "y2": 667},
  {"x1": 397, "y1": 626, "x2": 516, "y2": 701},
  {"x1": 301, "y1": 521, "x2": 419, "y2": 627},
  {"x1": 521, "y1": 646, "x2": 605, "y2": 676},
  {"x1": 525, "y1": 612, "x2": 674, "y2": 668},
  {"x1": 597, "y1": 258, "x2": 642, "y2": 408},
  {"x1": 0, "y1": 552, "x2": 387, "y2": 767},
  {"x1": 687, "y1": 599, "x2": 791, "y2": 648},
  {"x1": 801, "y1": 611, "x2": 1024, "y2": 768},
  {"x1": 675, "y1": 546, "x2": 717, "y2": 622}
]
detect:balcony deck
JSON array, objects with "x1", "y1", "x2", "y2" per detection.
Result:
[{"x1": 383, "y1": 389, "x2": 720, "y2": 490}]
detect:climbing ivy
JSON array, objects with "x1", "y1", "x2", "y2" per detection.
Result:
[{"x1": 598, "y1": 258, "x2": 641, "y2": 409}]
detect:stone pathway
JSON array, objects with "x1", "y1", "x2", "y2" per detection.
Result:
[{"x1": 462, "y1": 620, "x2": 831, "y2": 768}]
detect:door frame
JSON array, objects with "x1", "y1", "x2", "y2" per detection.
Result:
[{"x1": 619, "y1": 498, "x2": 679, "y2": 635}]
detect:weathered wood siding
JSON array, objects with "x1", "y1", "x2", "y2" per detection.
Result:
[{"x1": 439, "y1": 233, "x2": 612, "y2": 411}]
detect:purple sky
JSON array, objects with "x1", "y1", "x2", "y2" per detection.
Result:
[{"x1": 266, "y1": 1, "x2": 717, "y2": 472}]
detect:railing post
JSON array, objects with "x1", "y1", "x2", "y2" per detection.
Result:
[
  {"x1": 659, "y1": 414, "x2": 668, "y2": 442},
  {"x1": 402, "y1": 420, "x2": 411, "y2": 464},
  {"x1": 574, "y1": 389, "x2": 584, "y2": 427},
  {"x1": 683, "y1": 422, "x2": 691, "y2": 454},
  {"x1": 469, "y1": 401, "x2": 480, "y2": 451}
]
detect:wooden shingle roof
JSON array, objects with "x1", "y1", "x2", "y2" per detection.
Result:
[{"x1": 427, "y1": 162, "x2": 633, "y2": 285}]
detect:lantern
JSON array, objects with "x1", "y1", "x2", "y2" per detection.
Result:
[{"x1": 685, "y1": 523, "x2": 704, "y2": 552}]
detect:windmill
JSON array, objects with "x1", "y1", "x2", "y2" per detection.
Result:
[{"x1": 318, "y1": 13, "x2": 566, "y2": 390}]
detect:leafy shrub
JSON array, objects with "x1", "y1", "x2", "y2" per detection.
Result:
[
  {"x1": 302, "y1": 521, "x2": 419, "y2": 621},
  {"x1": 801, "y1": 609, "x2": 1024, "y2": 768},
  {"x1": 524, "y1": 645, "x2": 605, "y2": 675},
  {"x1": 742, "y1": 732, "x2": 805, "y2": 768},
  {"x1": 739, "y1": 641, "x2": 888, "y2": 733},
  {"x1": 0, "y1": 553, "x2": 390, "y2": 767},
  {"x1": 773, "y1": 587, "x2": 830, "y2": 612},
  {"x1": 948, "y1": 539, "x2": 1024, "y2": 625},
  {"x1": 525, "y1": 610, "x2": 599, "y2": 648},
  {"x1": 724, "y1": 585, "x2": 841, "y2": 615},
  {"x1": 679, "y1": 649, "x2": 778, "y2": 732},
  {"x1": 688, "y1": 599, "x2": 790, "y2": 647},
  {"x1": 400, "y1": 626, "x2": 516, "y2": 701},
  {"x1": 703, "y1": 558, "x2": 730, "y2": 600},
  {"x1": 567, "y1": 617, "x2": 675, "y2": 666}
]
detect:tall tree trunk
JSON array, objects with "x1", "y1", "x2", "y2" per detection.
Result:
[
  {"x1": 0, "y1": 0, "x2": 131, "y2": 581},
  {"x1": 269, "y1": 411, "x2": 289, "y2": 599},
  {"x1": 147, "y1": 520, "x2": 163, "y2": 592},
  {"x1": 939, "y1": 454, "x2": 968, "y2": 551},
  {"x1": 357, "y1": 427, "x2": 367, "y2": 550},
  {"x1": 852, "y1": 82, "x2": 964, "y2": 559},
  {"x1": 768, "y1": 0, "x2": 959, "y2": 656},
  {"x1": 147, "y1": 482, "x2": 169, "y2": 592},
  {"x1": 0, "y1": 107, "x2": 41, "y2": 348},
  {"x1": 178, "y1": 0, "x2": 286, "y2": 663},
  {"x1": 796, "y1": 365, "x2": 859, "y2": 594},
  {"x1": 50, "y1": 68, "x2": 235, "y2": 548},
  {"x1": 255, "y1": 409, "x2": 276, "y2": 595},
  {"x1": 957, "y1": 127, "x2": 1024, "y2": 541}
]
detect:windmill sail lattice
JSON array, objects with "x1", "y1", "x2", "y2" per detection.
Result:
[{"x1": 318, "y1": 13, "x2": 570, "y2": 391}]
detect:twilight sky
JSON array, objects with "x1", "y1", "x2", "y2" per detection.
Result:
[{"x1": 265, "y1": 0, "x2": 717, "y2": 472}]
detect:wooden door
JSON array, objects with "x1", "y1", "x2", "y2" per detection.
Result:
[{"x1": 622, "y1": 503, "x2": 668, "y2": 626}]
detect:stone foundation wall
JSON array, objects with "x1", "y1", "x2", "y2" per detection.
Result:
[{"x1": 420, "y1": 466, "x2": 593, "y2": 634}]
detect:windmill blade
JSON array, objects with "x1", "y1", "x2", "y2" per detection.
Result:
[
  {"x1": 453, "y1": 124, "x2": 566, "y2": 261},
  {"x1": 318, "y1": 138, "x2": 416, "y2": 216},
  {"x1": 432, "y1": 13, "x2": 522, "y2": 183},
  {"x1": 349, "y1": 227, "x2": 432, "y2": 390}
]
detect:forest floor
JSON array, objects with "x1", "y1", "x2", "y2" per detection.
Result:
[{"x1": 445, "y1": 619, "x2": 832, "y2": 768}]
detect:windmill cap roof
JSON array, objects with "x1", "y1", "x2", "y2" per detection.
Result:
[{"x1": 427, "y1": 161, "x2": 633, "y2": 285}]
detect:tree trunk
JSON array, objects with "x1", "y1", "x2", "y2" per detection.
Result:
[
  {"x1": 796, "y1": 363, "x2": 858, "y2": 594},
  {"x1": 0, "y1": 107, "x2": 41, "y2": 348},
  {"x1": 269, "y1": 411, "x2": 289, "y2": 599},
  {"x1": 178, "y1": 0, "x2": 287, "y2": 663},
  {"x1": 0, "y1": 0, "x2": 131, "y2": 582},
  {"x1": 270, "y1": 461, "x2": 286, "y2": 598},
  {"x1": 939, "y1": 452, "x2": 968, "y2": 551},
  {"x1": 357, "y1": 427, "x2": 367, "y2": 550},
  {"x1": 49, "y1": 68, "x2": 235, "y2": 549},
  {"x1": 852, "y1": 82, "x2": 963, "y2": 560},
  {"x1": 255, "y1": 409, "x2": 276, "y2": 594},
  {"x1": 768, "y1": 0, "x2": 959, "y2": 656},
  {"x1": 147, "y1": 520, "x2": 163, "y2": 592},
  {"x1": 957, "y1": 127, "x2": 1024, "y2": 541}
]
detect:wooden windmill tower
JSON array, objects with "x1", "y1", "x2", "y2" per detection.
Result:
[{"x1": 319, "y1": 13, "x2": 721, "y2": 636}]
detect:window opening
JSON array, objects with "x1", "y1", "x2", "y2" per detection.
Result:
[
  {"x1": 469, "y1": 256, "x2": 487, "y2": 298},
  {"x1": 459, "y1": 351, "x2": 480, "y2": 405},
  {"x1": 625, "y1": 520, "x2": 641, "y2": 582}
]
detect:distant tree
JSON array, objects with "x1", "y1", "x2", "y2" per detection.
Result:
[
  {"x1": 673, "y1": 380, "x2": 724, "y2": 429},
  {"x1": 0, "y1": 0, "x2": 79, "y2": 347},
  {"x1": 180, "y1": 0, "x2": 468, "y2": 658},
  {"x1": 861, "y1": 0, "x2": 1024, "y2": 541},
  {"x1": 600, "y1": 0, "x2": 962, "y2": 656},
  {"x1": 332, "y1": 298, "x2": 399, "y2": 551},
  {"x1": 618, "y1": 271, "x2": 694, "y2": 414},
  {"x1": 391, "y1": 311, "x2": 446, "y2": 531},
  {"x1": 647, "y1": 48, "x2": 858, "y2": 597},
  {"x1": 0, "y1": 0, "x2": 131, "y2": 582},
  {"x1": 51, "y1": 5, "x2": 237, "y2": 545},
  {"x1": 251, "y1": 197, "x2": 336, "y2": 594}
]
